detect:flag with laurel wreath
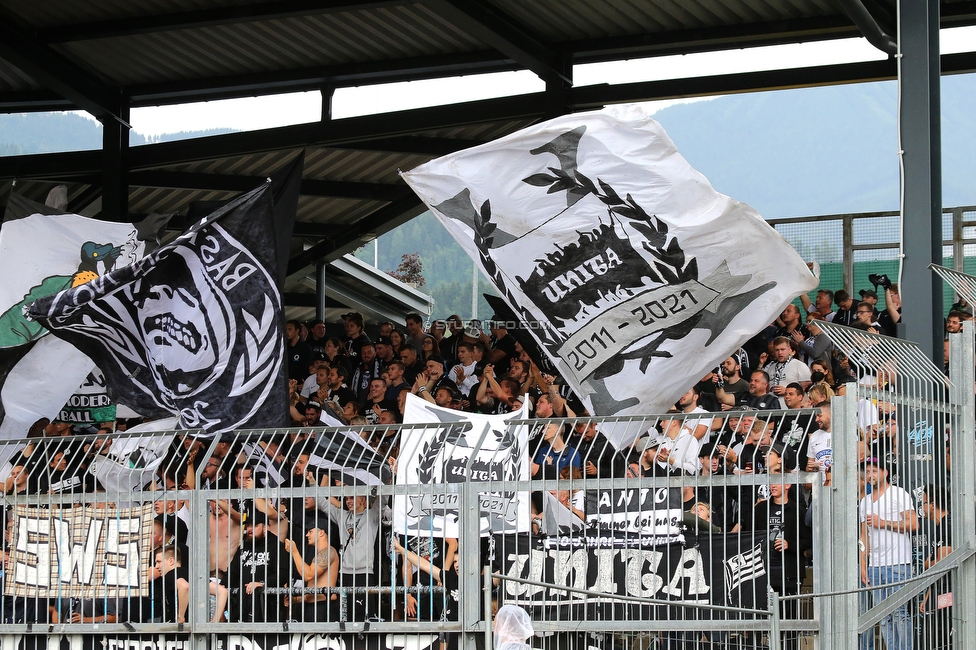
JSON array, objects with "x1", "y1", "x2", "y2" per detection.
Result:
[
  {"x1": 402, "y1": 104, "x2": 818, "y2": 448},
  {"x1": 393, "y1": 394, "x2": 530, "y2": 537}
]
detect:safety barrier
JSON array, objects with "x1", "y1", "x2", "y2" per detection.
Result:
[{"x1": 0, "y1": 327, "x2": 973, "y2": 650}]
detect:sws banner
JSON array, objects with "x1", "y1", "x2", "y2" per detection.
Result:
[
  {"x1": 394, "y1": 394, "x2": 530, "y2": 537},
  {"x1": 5, "y1": 503, "x2": 155, "y2": 599},
  {"x1": 402, "y1": 105, "x2": 818, "y2": 448},
  {"x1": 494, "y1": 532, "x2": 768, "y2": 619}
]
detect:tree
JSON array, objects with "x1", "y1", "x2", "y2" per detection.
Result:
[{"x1": 388, "y1": 252, "x2": 426, "y2": 287}]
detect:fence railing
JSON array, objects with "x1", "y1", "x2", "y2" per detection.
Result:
[
  {"x1": 769, "y1": 204, "x2": 976, "y2": 312},
  {"x1": 0, "y1": 319, "x2": 974, "y2": 650}
]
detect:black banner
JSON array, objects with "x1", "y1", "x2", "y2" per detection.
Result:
[{"x1": 494, "y1": 531, "x2": 768, "y2": 620}]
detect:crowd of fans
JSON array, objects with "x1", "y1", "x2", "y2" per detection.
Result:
[{"x1": 0, "y1": 278, "x2": 963, "y2": 650}]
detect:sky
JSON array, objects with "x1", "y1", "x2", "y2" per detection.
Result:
[{"x1": 111, "y1": 25, "x2": 976, "y2": 138}]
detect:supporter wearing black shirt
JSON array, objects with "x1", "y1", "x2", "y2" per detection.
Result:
[
  {"x1": 916, "y1": 484, "x2": 952, "y2": 649},
  {"x1": 832, "y1": 290, "x2": 856, "y2": 326},
  {"x1": 307, "y1": 319, "x2": 328, "y2": 356},
  {"x1": 342, "y1": 312, "x2": 373, "y2": 361},
  {"x1": 485, "y1": 319, "x2": 518, "y2": 376},
  {"x1": 350, "y1": 343, "x2": 381, "y2": 403},
  {"x1": 572, "y1": 421, "x2": 626, "y2": 478},
  {"x1": 399, "y1": 344, "x2": 425, "y2": 386},
  {"x1": 148, "y1": 545, "x2": 189, "y2": 623},
  {"x1": 877, "y1": 285, "x2": 902, "y2": 338},
  {"x1": 286, "y1": 319, "x2": 313, "y2": 382},
  {"x1": 325, "y1": 366, "x2": 357, "y2": 407},
  {"x1": 228, "y1": 515, "x2": 290, "y2": 623}
]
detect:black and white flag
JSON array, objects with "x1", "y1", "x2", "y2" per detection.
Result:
[
  {"x1": 394, "y1": 394, "x2": 530, "y2": 537},
  {"x1": 28, "y1": 183, "x2": 286, "y2": 435},
  {"x1": 403, "y1": 105, "x2": 818, "y2": 447}
]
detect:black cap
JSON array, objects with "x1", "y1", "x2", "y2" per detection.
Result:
[
  {"x1": 375, "y1": 335, "x2": 393, "y2": 346},
  {"x1": 769, "y1": 442, "x2": 800, "y2": 471},
  {"x1": 305, "y1": 400, "x2": 323, "y2": 411},
  {"x1": 859, "y1": 289, "x2": 878, "y2": 300}
]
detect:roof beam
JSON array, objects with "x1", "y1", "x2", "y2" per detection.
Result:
[
  {"x1": 571, "y1": 59, "x2": 899, "y2": 109},
  {"x1": 422, "y1": 0, "x2": 570, "y2": 84},
  {"x1": 283, "y1": 292, "x2": 317, "y2": 308},
  {"x1": 341, "y1": 136, "x2": 486, "y2": 156},
  {"x1": 287, "y1": 193, "x2": 426, "y2": 275},
  {"x1": 3, "y1": 51, "x2": 975, "y2": 184},
  {"x1": 126, "y1": 93, "x2": 546, "y2": 169},
  {"x1": 570, "y1": 15, "x2": 860, "y2": 63},
  {"x1": 128, "y1": 170, "x2": 405, "y2": 200},
  {"x1": 7, "y1": 6, "x2": 976, "y2": 113},
  {"x1": 42, "y1": 1, "x2": 410, "y2": 43},
  {"x1": 0, "y1": 6, "x2": 126, "y2": 125},
  {"x1": 124, "y1": 51, "x2": 517, "y2": 108}
]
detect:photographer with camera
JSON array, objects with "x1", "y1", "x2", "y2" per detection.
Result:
[{"x1": 869, "y1": 273, "x2": 901, "y2": 338}]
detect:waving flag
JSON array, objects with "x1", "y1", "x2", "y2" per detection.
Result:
[
  {"x1": 402, "y1": 105, "x2": 817, "y2": 447},
  {"x1": 0, "y1": 194, "x2": 167, "y2": 443},
  {"x1": 28, "y1": 182, "x2": 286, "y2": 435}
]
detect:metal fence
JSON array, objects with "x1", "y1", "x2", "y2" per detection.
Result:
[
  {"x1": 769, "y1": 204, "x2": 976, "y2": 313},
  {"x1": 0, "y1": 324, "x2": 973, "y2": 650}
]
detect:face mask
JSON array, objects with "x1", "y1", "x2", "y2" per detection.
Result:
[{"x1": 810, "y1": 371, "x2": 826, "y2": 383}]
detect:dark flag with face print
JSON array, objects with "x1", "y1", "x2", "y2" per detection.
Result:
[{"x1": 28, "y1": 182, "x2": 286, "y2": 434}]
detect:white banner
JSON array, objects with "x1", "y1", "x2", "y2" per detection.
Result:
[
  {"x1": 393, "y1": 394, "x2": 530, "y2": 537},
  {"x1": 0, "y1": 212, "x2": 154, "y2": 443},
  {"x1": 402, "y1": 105, "x2": 818, "y2": 447}
]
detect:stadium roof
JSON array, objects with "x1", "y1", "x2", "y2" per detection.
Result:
[{"x1": 0, "y1": 0, "x2": 974, "y2": 317}]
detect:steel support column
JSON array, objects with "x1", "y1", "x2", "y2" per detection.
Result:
[
  {"x1": 100, "y1": 102, "x2": 130, "y2": 221},
  {"x1": 898, "y1": 0, "x2": 942, "y2": 359},
  {"x1": 316, "y1": 261, "x2": 327, "y2": 321},
  {"x1": 949, "y1": 323, "x2": 976, "y2": 649},
  {"x1": 816, "y1": 389, "x2": 859, "y2": 650}
]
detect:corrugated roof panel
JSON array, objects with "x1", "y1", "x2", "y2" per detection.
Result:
[
  {"x1": 414, "y1": 118, "x2": 539, "y2": 141},
  {"x1": 492, "y1": 0, "x2": 835, "y2": 42},
  {"x1": 0, "y1": 59, "x2": 37, "y2": 93},
  {"x1": 4, "y1": 0, "x2": 264, "y2": 29},
  {"x1": 57, "y1": 5, "x2": 485, "y2": 86}
]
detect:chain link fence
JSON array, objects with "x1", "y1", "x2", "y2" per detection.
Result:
[
  {"x1": 770, "y1": 205, "x2": 976, "y2": 314},
  {"x1": 0, "y1": 321, "x2": 973, "y2": 650}
]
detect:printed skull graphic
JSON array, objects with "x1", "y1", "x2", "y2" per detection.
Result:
[{"x1": 130, "y1": 247, "x2": 232, "y2": 397}]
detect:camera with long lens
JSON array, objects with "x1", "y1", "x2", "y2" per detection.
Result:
[{"x1": 868, "y1": 273, "x2": 892, "y2": 291}]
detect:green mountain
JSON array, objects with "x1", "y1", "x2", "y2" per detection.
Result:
[{"x1": 0, "y1": 112, "x2": 234, "y2": 154}]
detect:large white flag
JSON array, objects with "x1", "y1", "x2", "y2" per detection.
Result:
[
  {"x1": 0, "y1": 205, "x2": 165, "y2": 444},
  {"x1": 402, "y1": 105, "x2": 818, "y2": 447}
]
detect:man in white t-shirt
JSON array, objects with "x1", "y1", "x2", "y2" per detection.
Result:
[
  {"x1": 675, "y1": 387, "x2": 716, "y2": 445},
  {"x1": 763, "y1": 337, "x2": 812, "y2": 408},
  {"x1": 448, "y1": 342, "x2": 479, "y2": 396},
  {"x1": 858, "y1": 457, "x2": 917, "y2": 650},
  {"x1": 654, "y1": 418, "x2": 701, "y2": 474},
  {"x1": 806, "y1": 404, "x2": 832, "y2": 481}
]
